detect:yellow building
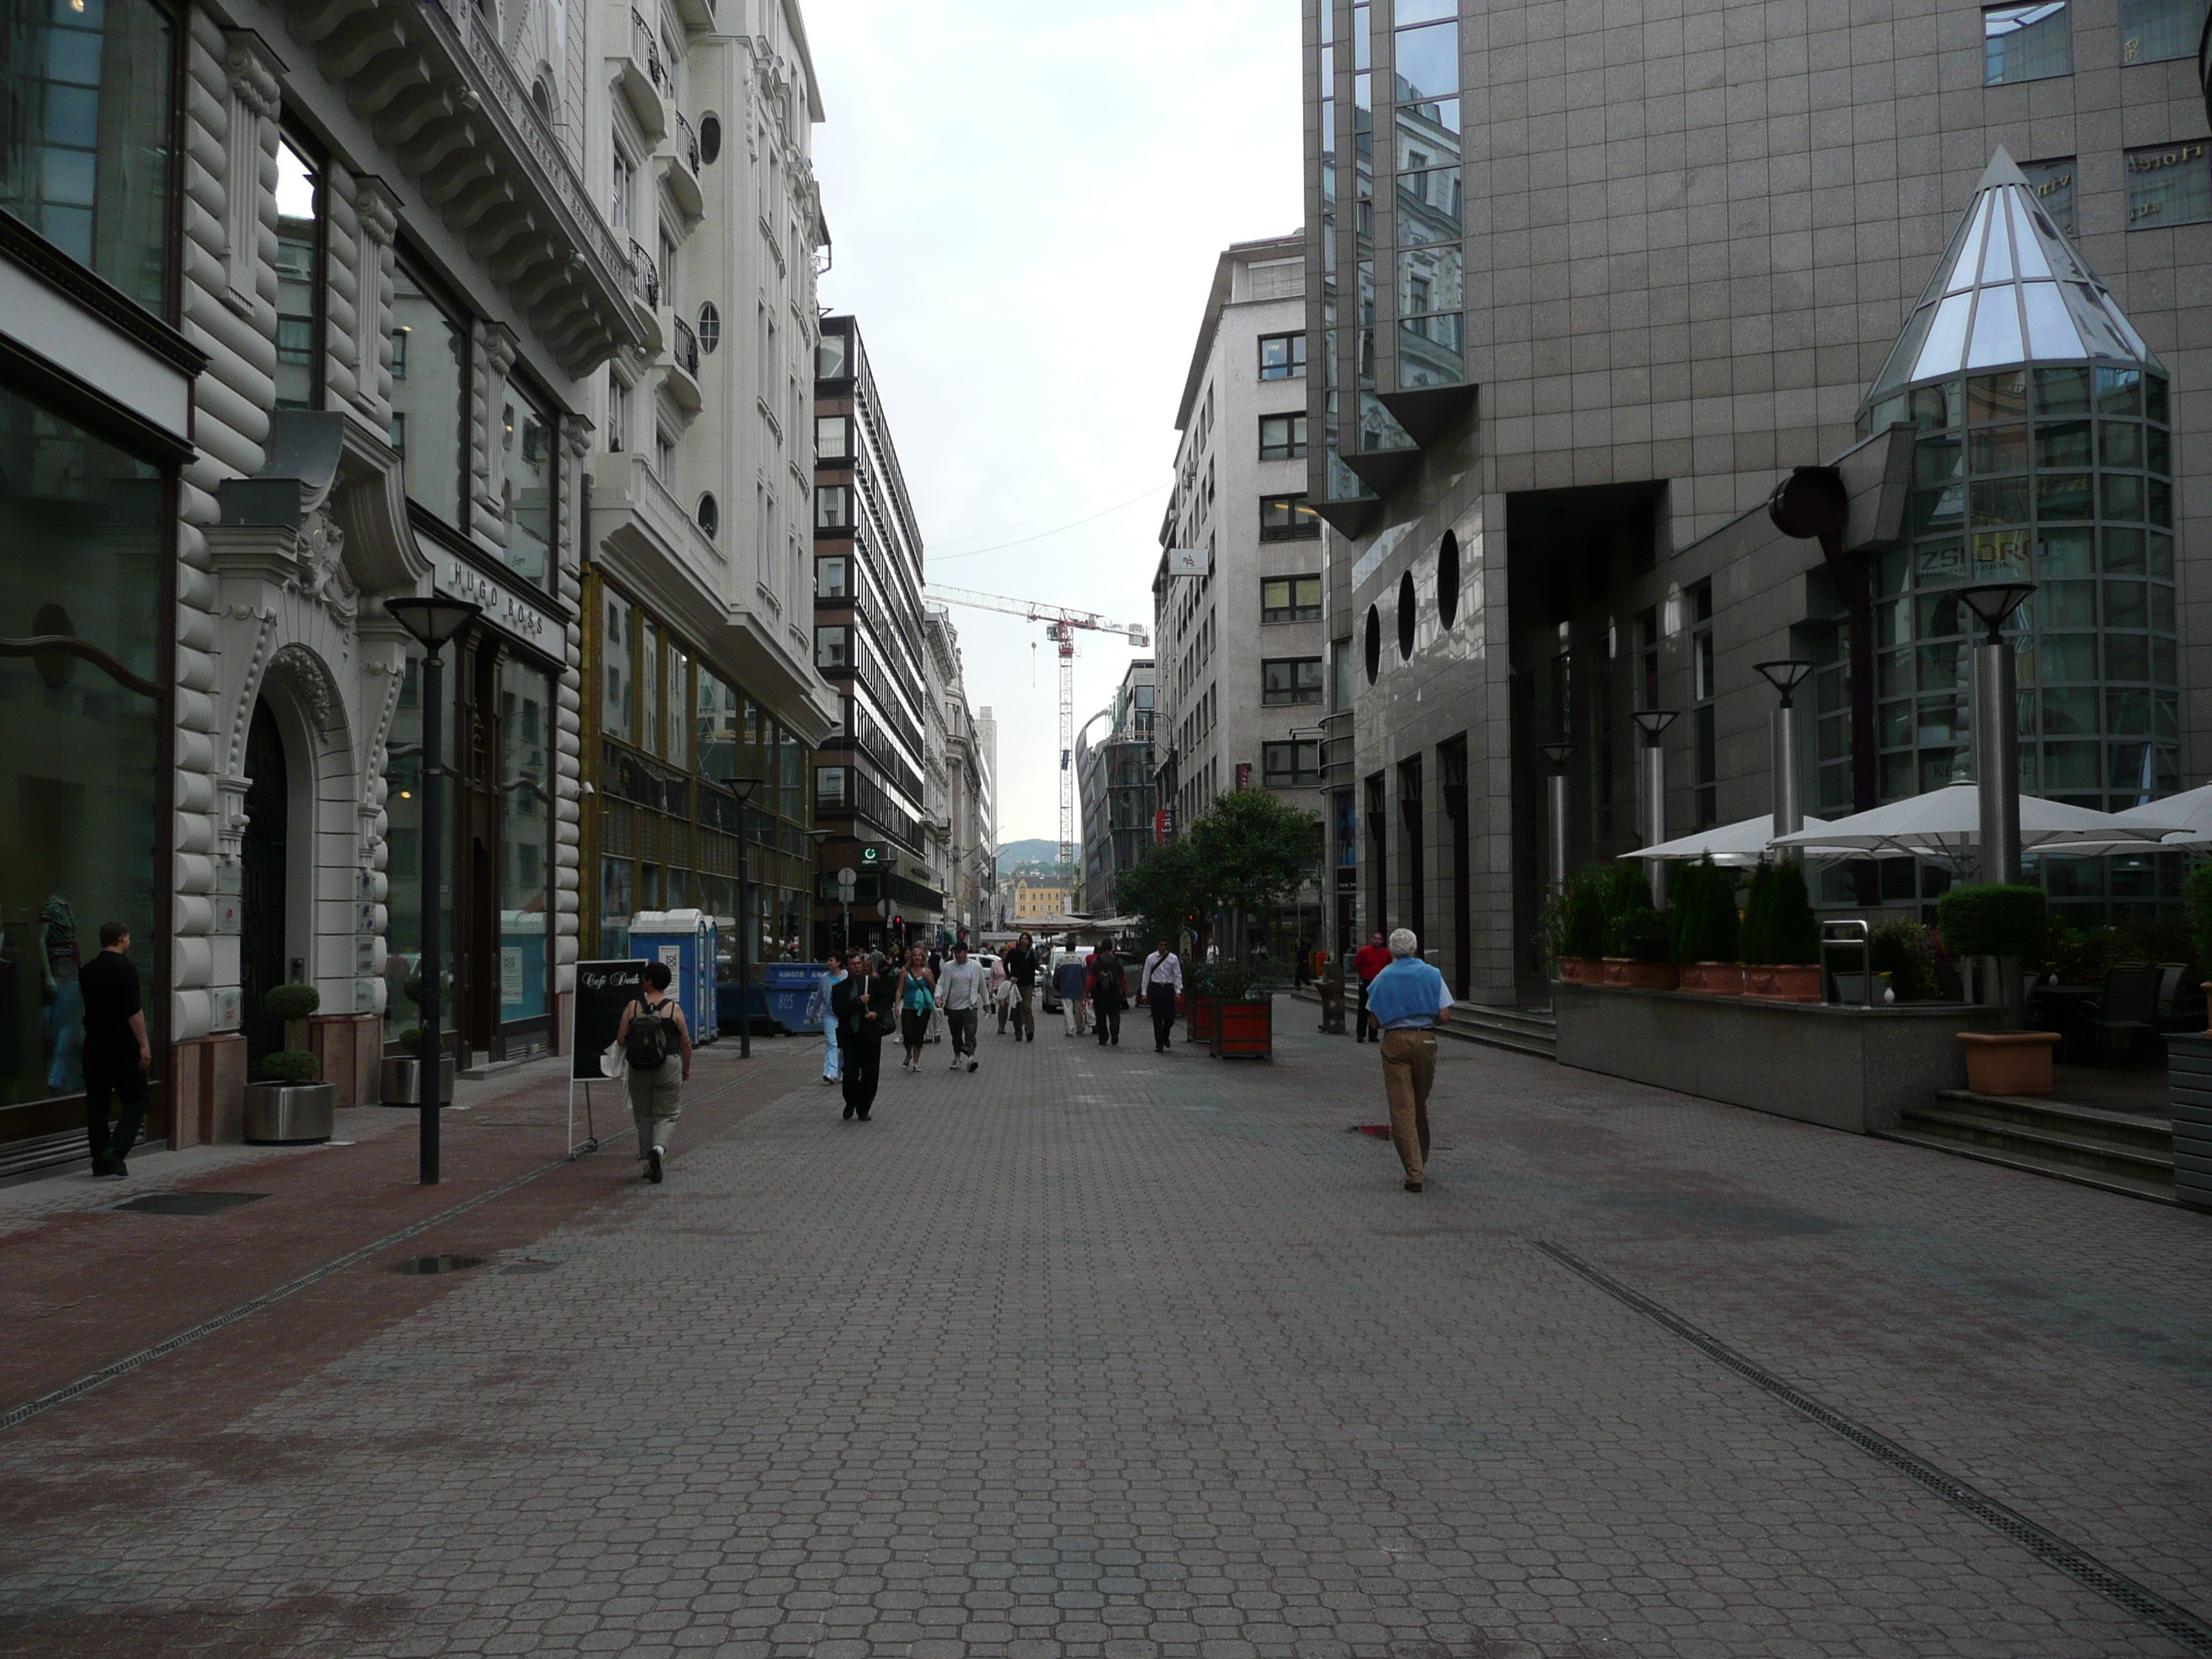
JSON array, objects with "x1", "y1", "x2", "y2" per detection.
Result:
[{"x1": 1010, "y1": 878, "x2": 1068, "y2": 921}]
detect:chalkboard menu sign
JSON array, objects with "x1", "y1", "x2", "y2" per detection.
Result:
[{"x1": 572, "y1": 960, "x2": 651, "y2": 1082}]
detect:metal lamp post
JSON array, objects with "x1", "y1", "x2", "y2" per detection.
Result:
[
  {"x1": 383, "y1": 596, "x2": 481, "y2": 1187},
  {"x1": 1958, "y1": 582, "x2": 2038, "y2": 886},
  {"x1": 723, "y1": 775, "x2": 761, "y2": 1058},
  {"x1": 806, "y1": 827, "x2": 833, "y2": 958},
  {"x1": 1630, "y1": 709, "x2": 1678, "y2": 906},
  {"x1": 1538, "y1": 741, "x2": 1575, "y2": 895},
  {"x1": 1752, "y1": 659, "x2": 1815, "y2": 842}
]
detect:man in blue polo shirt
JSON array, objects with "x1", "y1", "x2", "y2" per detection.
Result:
[{"x1": 1365, "y1": 927, "x2": 1453, "y2": 1192}]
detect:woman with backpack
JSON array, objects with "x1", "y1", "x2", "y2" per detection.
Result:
[
  {"x1": 614, "y1": 960, "x2": 692, "y2": 1184},
  {"x1": 896, "y1": 945, "x2": 936, "y2": 1073}
]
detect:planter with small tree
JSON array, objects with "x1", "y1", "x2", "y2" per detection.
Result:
[
  {"x1": 1669, "y1": 859, "x2": 1743, "y2": 995},
  {"x1": 1545, "y1": 868, "x2": 1607, "y2": 984},
  {"x1": 1939, "y1": 884, "x2": 2059, "y2": 1094},
  {"x1": 1589, "y1": 861, "x2": 1675, "y2": 990},
  {"x1": 243, "y1": 988, "x2": 335, "y2": 1143},
  {"x1": 379, "y1": 972, "x2": 454, "y2": 1105},
  {"x1": 1739, "y1": 860, "x2": 1822, "y2": 1002}
]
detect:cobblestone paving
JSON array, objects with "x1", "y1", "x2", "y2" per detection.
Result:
[{"x1": 2, "y1": 1020, "x2": 2209, "y2": 1658}]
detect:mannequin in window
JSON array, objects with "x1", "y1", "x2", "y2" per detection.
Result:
[{"x1": 40, "y1": 894, "x2": 82, "y2": 1095}]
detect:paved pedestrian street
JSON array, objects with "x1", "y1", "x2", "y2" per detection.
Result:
[{"x1": 3, "y1": 1022, "x2": 2210, "y2": 1659}]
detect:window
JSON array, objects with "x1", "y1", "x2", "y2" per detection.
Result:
[
  {"x1": 390, "y1": 257, "x2": 469, "y2": 526},
  {"x1": 699, "y1": 112, "x2": 722, "y2": 164},
  {"x1": 2121, "y1": 0, "x2": 2208, "y2": 62},
  {"x1": 815, "y1": 624, "x2": 851, "y2": 670},
  {"x1": 641, "y1": 621, "x2": 661, "y2": 755},
  {"x1": 655, "y1": 428, "x2": 674, "y2": 482},
  {"x1": 697, "y1": 669, "x2": 737, "y2": 780},
  {"x1": 816, "y1": 483, "x2": 850, "y2": 529},
  {"x1": 611, "y1": 142, "x2": 635, "y2": 230},
  {"x1": 697, "y1": 302, "x2": 720, "y2": 354},
  {"x1": 817, "y1": 331, "x2": 849, "y2": 379},
  {"x1": 2020, "y1": 157, "x2": 2079, "y2": 236},
  {"x1": 817, "y1": 766, "x2": 848, "y2": 809},
  {"x1": 1263, "y1": 657, "x2": 1325, "y2": 706},
  {"x1": 1260, "y1": 493, "x2": 1321, "y2": 540},
  {"x1": 1689, "y1": 581, "x2": 1717, "y2": 830},
  {"x1": 603, "y1": 591, "x2": 635, "y2": 742},
  {"x1": 0, "y1": 0, "x2": 176, "y2": 314},
  {"x1": 1983, "y1": 4, "x2": 2073, "y2": 85},
  {"x1": 1263, "y1": 741, "x2": 1323, "y2": 788},
  {"x1": 1259, "y1": 413, "x2": 1308, "y2": 460},
  {"x1": 816, "y1": 413, "x2": 849, "y2": 460},
  {"x1": 2126, "y1": 140, "x2": 2212, "y2": 229},
  {"x1": 502, "y1": 379, "x2": 556, "y2": 587},
  {"x1": 1259, "y1": 333, "x2": 1307, "y2": 379},
  {"x1": 274, "y1": 135, "x2": 324, "y2": 410},
  {"x1": 1262, "y1": 575, "x2": 1323, "y2": 623},
  {"x1": 607, "y1": 378, "x2": 629, "y2": 454},
  {"x1": 817, "y1": 554, "x2": 850, "y2": 599},
  {"x1": 696, "y1": 492, "x2": 719, "y2": 539}
]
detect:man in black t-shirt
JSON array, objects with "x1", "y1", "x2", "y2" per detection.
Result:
[{"x1": 79, "y1": 920, "x2": 150, "y2": 1177}]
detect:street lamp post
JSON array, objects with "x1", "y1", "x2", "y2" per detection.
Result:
[
  {"x1": 1753, "y1": 660, "x2": 1815, "y2": 842},
  {"x1": 806, "y1": 827, "x2": 833, "y2": 958},
  {"x1": 1537, "y1": 742, "x2": 1575, "y2": 896},
  {"x1": 1959, "y1": 583, "x2": 2037, "y2": 886},
  {"x1": 1630, "y1": 709, "x2": 1678, "y2": 907},
  {"x1": 383, "y1": 596, "x2": 481, "y2": 1187},
  {"x1": 724, "y1": 775, "x2": 761, "y2": 1058}
]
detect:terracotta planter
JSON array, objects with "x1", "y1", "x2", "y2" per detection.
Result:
[
  {"x1": 1679, "y1": 962, "x2": 1744, "y2": 996},
  {"x1": 1957, "y1": 1030, "x2": 2061, "y2": 1096},
  {"x1": 1187, "y1": 994, "x2": 1217, "y2": 1043},
  {"x1": 1557, "y1": 957, "x2": 1604, "y2": 984},
  {"x1": 1601, "y1": 958, "x2": 1680, "y2": 991},
  {"x1": 1743, "y1": 964, "x2": 1822, "y2": 1003},
  {"x1": 1209, "y1": 996, "x2": 1274, "y2": 1059}
]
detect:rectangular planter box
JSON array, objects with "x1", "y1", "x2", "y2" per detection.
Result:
[
  {"x1": 1743, "y1": 965, "x2": 1822, "y2": 1003},
  {"x1": 243, "y1": 1082, "x2": 335, "y2": 1145},
  {"x1": 1679, "y1": 963, "x2": 1744, "y2": 996},
  {"x1": 1602, "y1": 958, "x2": 1679, "y2": 991},
  {"x1": 1209, "y1": 997, "x2": 1274, "y2": 1059},
  {"x1": 1557, "y1": 958, "x2": 1604, "y2": 984},
  {"x1": 1187, "y1": 994, "x2": 1217, "y2": 1043},
  {"x1": 1555, "y1": 981, "x2": 2008, "y2": 1133},
  {"x1": 2169, "y1": 1033, "x2": 2212, "y2": 1213}
]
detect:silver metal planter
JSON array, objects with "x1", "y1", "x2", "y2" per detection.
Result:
[
  {"x1": 243, "y1": 1082, "x2": 336, "y2": 1144},
  {"x1": 380, "y1": 1055, "x2": 456, "y2": 1105}
]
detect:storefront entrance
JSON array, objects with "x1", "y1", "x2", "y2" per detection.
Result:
[{"x1": 240, "y1": 702, "x2": 289, "y2": 1061}]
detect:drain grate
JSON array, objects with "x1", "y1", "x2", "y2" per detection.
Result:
[
  {"x1": 389, "y1": 1254, "x2": 486, "y2": 1275},
  {"x1": 1535, "y1": 1241, "x2": 2212, "y2": 1656},
  {"x1": 111, "y1": 1192, "x2": 266, "y2": 1217}
]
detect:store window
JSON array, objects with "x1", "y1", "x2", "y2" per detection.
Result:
[
  {"x1": 498, "y1": 657, "x2": 553, "y2": 1032},
  {"x1": 697, "y1": 670, "x2": 738, "y2": 781},
  {"x1": 0, "y1": 386, "x2": 165, "y2": 1106},
  {"x1": 641, "y1": 621, "x2": 661, "y2": 755},
  {"x1": 1984, "y1": 3, "x2": 2073, "y2": 85},
  {"x1": 2125, "y1": 140, "x2": 2212, "y2": 229},
  {"x1": 0, "y1": 0, "x2": 176, "y2": 315},
  {"x1": 2120, "y1": 0, "x2": 2208, "y2": 63},
  {"x1": 2020, "y1": 157, "x2": 2079, "y2": 236},
  {"x1": 1262, "y1": 575, "x2": 1323, "y2": 624},
  {"x1": 1262, "y1": 657, "x2": 1325, "y2": 706},
  {"x1": 274, "y1": 133, "x2": 324, "y2": 410},
  {"x1": 501, "y1": 377, "x2": 556, "y2": 588},
  {"x1": 390, "y1": 257, "x2": 469, "y2": 526}
]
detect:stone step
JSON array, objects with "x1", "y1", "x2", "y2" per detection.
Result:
[
  {"x1": 1902, "y1": 1103, "x2": 2175, "y2": 1179},
  {"x1": 1932, "y1": 1088, "x2": 2171, "y2": 1144},
  {"x1": 1444, "y1": 1007, "x2": 1557, "y2": 1061},
  {"x1": 1879, "y1": 1127, "x2": 2177, "y2": 1207}
]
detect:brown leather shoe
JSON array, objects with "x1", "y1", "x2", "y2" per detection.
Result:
[{"x1": 1403, "y1": 1179, "x2": 1424, "y2": 1192}]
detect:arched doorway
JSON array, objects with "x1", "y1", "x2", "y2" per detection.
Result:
[{"x1": 241, "y1": 701, "x2": 289, "y2": 1060}]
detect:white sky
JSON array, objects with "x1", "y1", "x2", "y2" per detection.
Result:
[{"x1": 807, "y1": 0, "x2": 1304, "y2": 848}]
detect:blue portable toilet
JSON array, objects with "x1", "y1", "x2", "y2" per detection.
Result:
[{"x1": 626, "y1": 909, "x2": 719, "y2": 1045}]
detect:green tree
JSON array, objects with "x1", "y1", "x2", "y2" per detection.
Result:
[
  {"x1": 1113, "y1": 835, "x2": 1208, "y2": 953},
  {"x1": 1185, "y1": 788, "x2": 1323, "y2": 958}
]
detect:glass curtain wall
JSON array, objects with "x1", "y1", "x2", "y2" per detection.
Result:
[
  {"x1": 1391, "y1": 1, "x2": 1462, "y2": 389},
  {"x1": 0, "y1": 0, "x2": 175, "y2": 314},
  {"x1": 0, "y1": 386, "x2": 163, "y2": 1107}
]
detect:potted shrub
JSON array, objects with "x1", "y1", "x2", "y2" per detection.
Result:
[
  {"x1": 1939, "y1": 883, "x2": 2059, "y2": 1092},
  {"x1": 262, "y1": 982, "x2": 320, "y2": 1050},
  {"x1": 1547, "y1": 869, "x2": 1607, "y2": 983},
  {"x1": 1207, "y1": 961, "x2": 1284, "y2": 1060},
  {"x1": 1670, "y1": 860, "x2": 1742, "y2": 994},
  {"x1": 1601, "y1": 907, "x2": 1678, "y2": 991},
  {"x1": 1868, "y1": 917, "x2": 1941, "y2": 1002},
  {"x1": 1740, "y1": 860, "x2": 1822, "y2": 1002},
  {"x1": 243, "y1": 1035, "x2": 335, "y2": 1145},
  {"x1": 1184, "y1": 961, "x2": 1220, "y2": 1044},
  {"x1": 380, "y1": 1025, "x2": 455, "y2": 1105}
]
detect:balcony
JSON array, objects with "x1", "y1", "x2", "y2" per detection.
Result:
[
  {"x1": 666, "y1": 110, "x2": 703, "y2": 219},
  {"x1": 1320, "y1": 709, "x2": 1354, "y2": 788},
  {"x1": 627, "y1": 239, "x2": 663, "y2": 349},
  {"x1": 617, "y1": 7, "x2": 670, "y2": 139},
  {"x1": 664, "y1": 313, "x2": 701, "y2": 412},
  {"x1": 292, "y1": 0, "x2": 647, "y2": 376}
]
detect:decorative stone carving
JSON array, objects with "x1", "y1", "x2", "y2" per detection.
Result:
[
  {"x1": 221, "y1": 30, "x2": 287, "y2": 311},
  {"x1": 287, "y1": 507, "x2": 361, "y2": 634},
  {"x1": 267, "y1": 643, "x2": 343, "y2": 736}
]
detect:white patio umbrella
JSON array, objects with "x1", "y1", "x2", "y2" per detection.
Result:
[
  {"x1": 2105, "y1": 783, "x2": 2212, "y2": 848},
  {"x1": 1770, "y1": 783, "x2": 2184, "y2": 873},
  {"x1": 1623, "y1": 812, "x2": 1837, "y2": 867}
]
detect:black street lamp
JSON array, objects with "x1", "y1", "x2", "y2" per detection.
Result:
[
  {"x1": 384, "y1": 595, "x2": 480, "y2": 1186},
  {"x1": 724, "y1": 775, "x2": 760, "y2": 1058},
  {"x1": 806, "y1": 827, "x2": 833, "y2": 957},
  {"x1": 1959, "y1": 582, "x2": 2037, "y2": 886},
  {"x1": 1753, "y1": 659, "x2": 1815, "y2": 840}
]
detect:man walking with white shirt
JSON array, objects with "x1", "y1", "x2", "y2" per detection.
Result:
[
  {"x1": 937, "y1": 940, "x2": 986, "y2": 1073},
  {"x1": 1140, "y1": 939, "x2": 1183, "y2": 1053},
  {"x1": 1364, "y1": 928, "x2": 1454, "y2": 1192}
]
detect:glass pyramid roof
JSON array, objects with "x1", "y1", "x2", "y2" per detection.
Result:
[{"x1": 1860, "y1": 148, "x2": 2164, "y2": 411}]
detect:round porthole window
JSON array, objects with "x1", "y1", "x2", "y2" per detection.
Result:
[
  {"x1": 698, "y1": 114, "x2": 721, "y2": 165},
  {"x1": 1397, "y1": 570, "x2": 1417, "y2": 660},
  {"x1": 697, "y1": 302, "x2": 720, "y2": 354},
  {"x1": 1437, "y1": 530, "x2": 1460, "y2": 629},
  {"x1": 1364, "y1": 603, "x2": 1382, "y2": 685},
  {"x1": 696, "y1": 493, "x2": 719, "y2": 538}
]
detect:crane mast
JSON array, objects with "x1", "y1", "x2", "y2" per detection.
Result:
[{"x1": 923, "y1": 585, "x2": 1149, "y2": 876}]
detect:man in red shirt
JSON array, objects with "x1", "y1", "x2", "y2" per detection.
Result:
[{"x1": 1352, "y1": 930, "x2": 1392, "y2": 1045}]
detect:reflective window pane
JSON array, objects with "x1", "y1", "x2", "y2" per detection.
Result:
[
  {"x1": 2125, "y1": 140, "x2": 2212, "y2": 229},
  {"x1": 1984, "y1": 2, "x2": 2074, "y2": 85},
  {"x1": 390, "y1": 262, "x2": 469, "y2": 526}
]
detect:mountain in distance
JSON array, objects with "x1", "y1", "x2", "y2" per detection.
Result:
[{"x1": 996, "y1": 838, "x2": 1069, "y2": 876}]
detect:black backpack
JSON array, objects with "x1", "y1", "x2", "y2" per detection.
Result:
[{"x1": 625, "y1": 996, "x2": 673, "y2": 1068}]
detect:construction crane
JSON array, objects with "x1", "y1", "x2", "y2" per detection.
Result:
[{"x1": 923, "y1": 583, "x2": 1150, "y2": 869}]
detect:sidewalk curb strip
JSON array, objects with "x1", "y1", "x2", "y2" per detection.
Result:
[{"x1": 1534, "y1": 1240, "x2": 2212, "y2": 1656}]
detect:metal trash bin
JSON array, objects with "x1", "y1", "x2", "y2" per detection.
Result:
[{"x1": 243, "y1": 1082, "x2": 336, "y2": 1144}]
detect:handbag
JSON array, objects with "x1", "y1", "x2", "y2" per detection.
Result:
[{"x1": 600, "y1": 1038, "x2": 628, "y2": 1081}]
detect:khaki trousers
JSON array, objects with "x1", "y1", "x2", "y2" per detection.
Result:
[
  {"x1": 1378, "y1": 1028, "x2": 1437, "y2": 1182},
  {"x1": 626, "y1": 1061, "x2": 683, "y2": 1158}
]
